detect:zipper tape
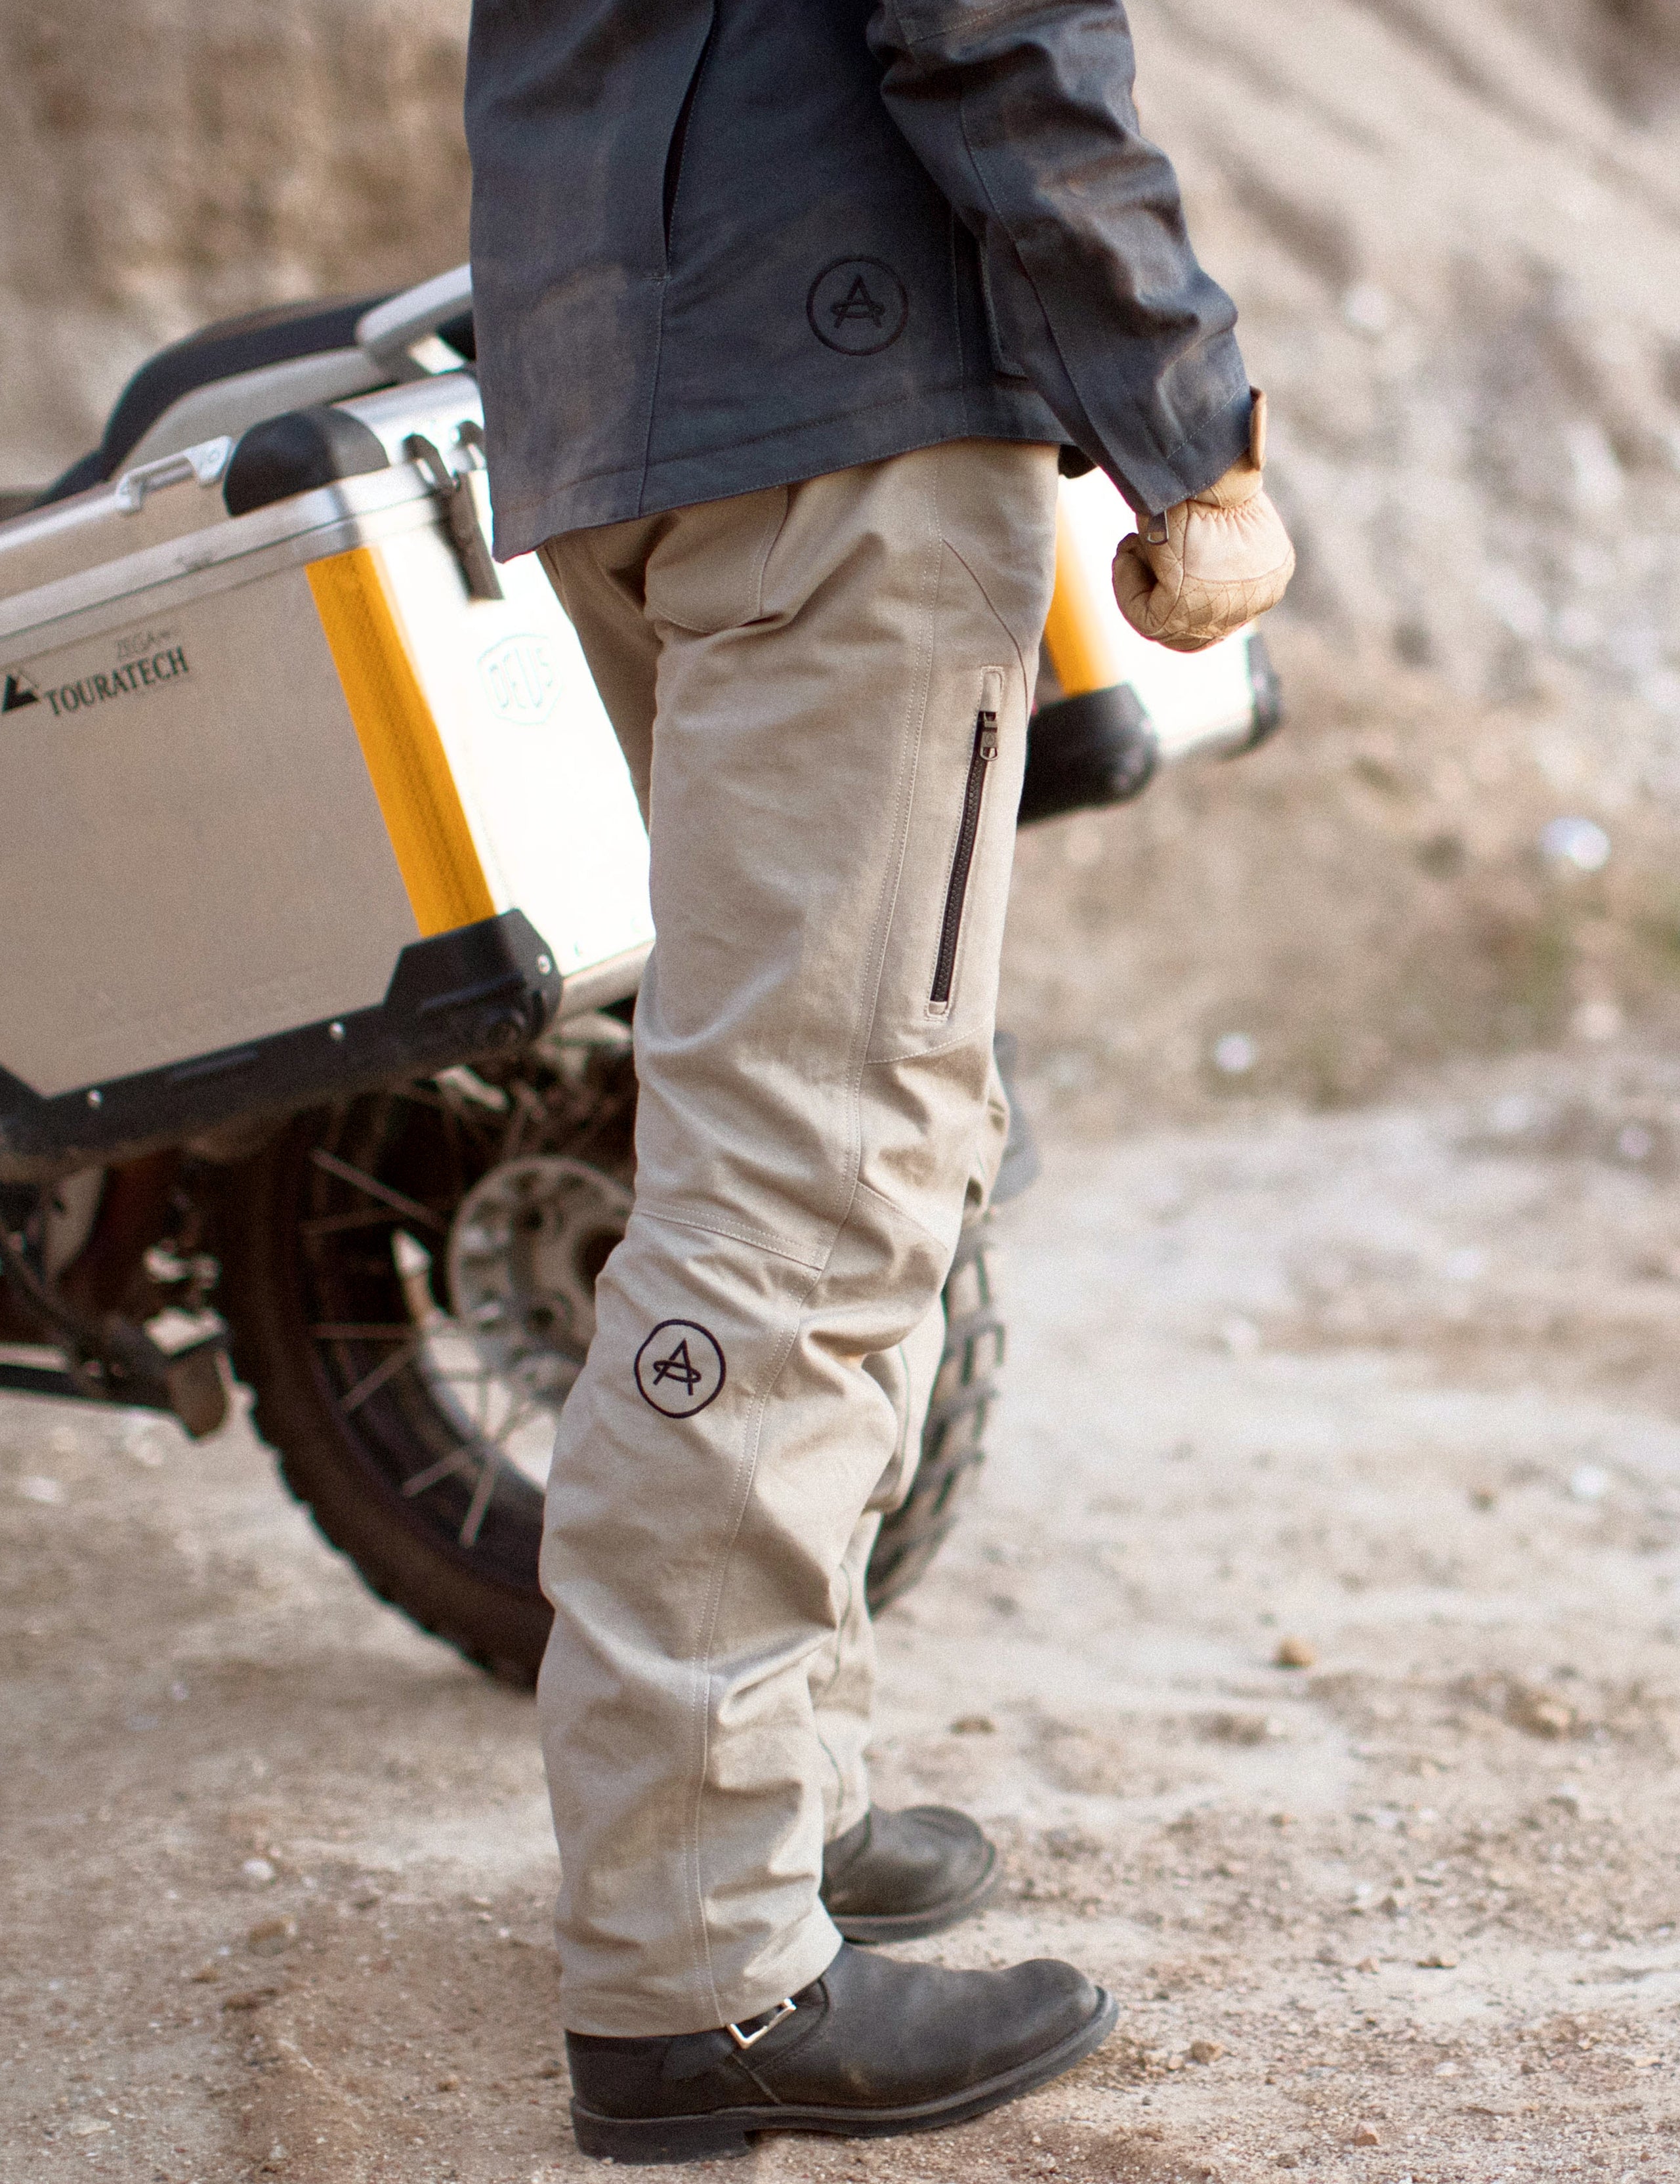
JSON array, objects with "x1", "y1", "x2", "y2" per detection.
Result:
[{"x1": 931, "y1": 669, "x2": 1005, "y2": 1010}]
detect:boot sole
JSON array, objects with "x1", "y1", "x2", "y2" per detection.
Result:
[
  {"x1": 569, "y1": 1984, "x2": 1120, "y2": 2165},
  {"x1": 828, "y1": 1847, "x2": 1001, "y2": 1944}
]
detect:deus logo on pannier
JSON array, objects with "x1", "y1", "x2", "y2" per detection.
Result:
[{"x1": 478, "y1": 633, "x2": 560, "y2": 726}]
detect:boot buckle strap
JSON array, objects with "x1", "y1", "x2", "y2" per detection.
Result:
[{"x1": 726, "y1": 1997, "x2": 797, "y2": 2049}]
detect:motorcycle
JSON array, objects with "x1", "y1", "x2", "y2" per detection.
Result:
[{"x1": 0, "y1": 266, "x2": 1282, "y2": 1683}]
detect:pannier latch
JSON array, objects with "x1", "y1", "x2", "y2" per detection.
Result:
[{"x1": 404, "y1": 429, "x2": 504, "y2": 602}]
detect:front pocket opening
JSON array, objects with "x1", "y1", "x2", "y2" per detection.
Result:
[
  {"x1": 930, "y1": 702, "x2": 1001, "y2": 1008},
  {"x1": 662, "y1": 3, "x2": 719, "y2": 259}
]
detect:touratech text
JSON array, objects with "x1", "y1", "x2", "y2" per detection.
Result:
[{"x1": 45, "y1": 645, "x2": 189, "y2": 715}]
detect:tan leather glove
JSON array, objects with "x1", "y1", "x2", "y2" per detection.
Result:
[{"x1": 1111, "y1": 390, "x2": 1295, "y2": 654}]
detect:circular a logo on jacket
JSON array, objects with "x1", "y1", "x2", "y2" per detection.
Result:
[
  {"x1": 807, "y1": 258, "x2": 909, "y2": 356},
  {"x1": 634, "y1": 1320, "x2": 726, "y2": 1418}
]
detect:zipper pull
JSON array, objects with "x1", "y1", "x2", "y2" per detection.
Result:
[{"x1": 976, "y1": 710, "x2": 999, "y2": 762}]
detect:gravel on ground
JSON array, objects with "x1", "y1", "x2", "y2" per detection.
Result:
[{"x1": 6, "y1": 1043, "x2": 1680, "y2": 2181}]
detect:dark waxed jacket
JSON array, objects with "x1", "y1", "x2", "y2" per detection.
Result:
[{"x1": 465, "y1": 0, "x2": 1251, "y2": 559}]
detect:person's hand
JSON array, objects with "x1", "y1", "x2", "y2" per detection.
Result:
[{"x1": 1111, "y1": 391, "x2": 1295, "y2": 653}]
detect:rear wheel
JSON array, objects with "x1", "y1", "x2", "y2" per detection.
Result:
[{"x1": 211, "y1": 1026, "x2": 1003, "y2": 1683}]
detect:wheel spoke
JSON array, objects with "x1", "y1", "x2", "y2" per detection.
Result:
[
  {"x1": 402, "y1": 1450, "x2": 478, "y2": 1498},
  {"x1": 337, "y1": 1339, "x2": 421, "y2": 1416},
  {"x1": 309, "y1": 1148, "x2": 448, "y2": 1234},
  {"x1": 459, "y1": 1453, "x2": 499, "y2": 1547},
  {"x1": 482, "y1": 1395, "x2": 544, "y2": 1454}
]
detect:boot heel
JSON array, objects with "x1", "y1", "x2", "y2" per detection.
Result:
[{"x1": 570, "y1": 2099, "x2": 757, "y2": 2164}]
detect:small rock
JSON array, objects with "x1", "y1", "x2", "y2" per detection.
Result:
[
  {"x1": 241, "y1": 1857, "x2": 277, "y2": 1886},
  {"x1": 1570, "y1": 1463, "x2": 1611, "y2": 1504},
  {"x1": 435, "y1": 2074, "x2": 461, "y2": 2092},
  {"x1": 1274, "y1": 1636, "x2": 1317, "y2": 1670},
  {"x1": 1510, "y1": 1689, "x2": 1574, "y2": 1739},
  {"x1": 1354, "y1": 1957, "x2": 1379, "y2": 1974},
  {"x1": 221, "y1": 1986, "x2": 281, "y2": 2013},
  {"x1": 247, "y1": 1916, "x2": 297, "y2": 1955},
  {"x1": 1416, "y1": 1952, "x2": 1459, "y2": 1970},
  {"x1": 18, "y1": 1475, "x2": 65, "y2": 1505},
  {"x1": 1469, "y1": 1486, "x2": 1498, "y2": 1511},
  {"x1": 1206, "y1": 1710, "x2": 1286, "y2": 1745},
  {"x1": 535, "y1": 2060, "x2": 566, "y2": 2080},
  {"x1": 950, "y1": 1715, "x2": 996, "y2": 1735},
  {"x1": 1352, "y1": 2123, "x2": 1381, "y2": 2147},
  {"x1": 1188, "y1": 2039, "x2": 1224, "y2": 2065},
  {"x1": 67, "y1": 2117, "x2": 112, "y2": 2136},
  {"x1": 188, "y1": 1962, "x2": 220, "y2": 1984}
]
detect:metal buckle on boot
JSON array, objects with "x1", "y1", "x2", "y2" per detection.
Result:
[{"x1": 726, "y1": 1997, "x2": 797, "y2": 2050}]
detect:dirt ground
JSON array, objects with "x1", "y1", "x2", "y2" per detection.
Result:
[{"x1": 5, "y1": 1040, "x2": 1680, "y2": 2183}]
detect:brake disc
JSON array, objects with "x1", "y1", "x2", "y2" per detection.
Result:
[{"x1": 444, "y1": 1154, "x2": 632, "y2": 1418}]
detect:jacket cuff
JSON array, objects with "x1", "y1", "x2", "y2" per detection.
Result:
[{"x1": 1131, "y1": 381, "x2": 1257, "y2": 513}]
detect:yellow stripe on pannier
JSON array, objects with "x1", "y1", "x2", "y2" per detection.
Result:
[{"x1": 307, "y1": 547, "x2": 495, "y2": 936}]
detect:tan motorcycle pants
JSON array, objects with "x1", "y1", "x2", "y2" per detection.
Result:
[{"x1": 535, "y1": 437, "x2": 1059, "y2": 2036}]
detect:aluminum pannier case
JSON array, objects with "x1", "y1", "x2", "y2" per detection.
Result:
[{"x1": 0, "y1": 373, "x2": 654, "y2": 1182}]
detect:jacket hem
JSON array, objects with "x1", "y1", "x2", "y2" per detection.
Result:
[{"x1": 490, "y1": 384, "x2": 1063, "y2": 559}]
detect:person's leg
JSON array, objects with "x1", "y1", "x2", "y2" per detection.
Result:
[
  {"x1": 539, "y1": 526, "x2": 658, "y2": 820},
  {"x1": 806, "y1": 1288, "x2": 947, "y2": 1841},
  {"x1": 537, "y1": 440, "x2": 1059, "y2": 2038}
]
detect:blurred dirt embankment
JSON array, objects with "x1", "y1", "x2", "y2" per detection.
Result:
[
  {"x1": 0, "y1": 0, "x2": 471, "y2": 483},
  {"x1": 5, "y1": 0, "x2": 1680, "y2": 1120},
  {"x1": 1009, "y1": 0, "x2": 1680, "y2": 1126}
]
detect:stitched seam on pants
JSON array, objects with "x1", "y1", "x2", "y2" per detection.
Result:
[
  {"x1": 809, "y1": 1549, "x2": 855, "y2": 1819},
  {"x1": 942, "y1": 530, "x2": 1038, "y2": 698},
  {"x1": 859, "y1": 450, "x2": 948, "y2": 1072},
  {"x1": 848, "y1": 1175, "x2": 952, "y2": 1261},
  {"x1": 636, "y1": 1200, "x2": 826, "y2": 1271},
  {"x1": 681, "y1": 459, "x2": 944, "y2": 2021},
  {"x1": 721, "y1": 462, "x2": 942, "y2": 1946},
  {"x1": 682, "y1": 1283, "x2": 812, "y2": 2025},
  {"x1": 859, "y1": 1024, "x2": 1002, "y2": 1068},
  {"x1": 749, "y1": 486, "x2": 793, "y2": 622},
  {"x1": 652, "y1": 487, "x2": 791, "y2": 635}
]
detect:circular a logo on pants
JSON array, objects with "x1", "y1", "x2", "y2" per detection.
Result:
[
  {"x1": 807, "y1": 258, "x2": 909, "y2": 356},
  {"x1": 634, "y1": 1320, "x2": 726, "y2": 1418}
]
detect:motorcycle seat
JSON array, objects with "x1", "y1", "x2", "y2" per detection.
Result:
[{"x1": 33, "y1": 291, "x2": 402, "y2": 511}]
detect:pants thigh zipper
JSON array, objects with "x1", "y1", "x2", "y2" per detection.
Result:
[{"x1": 931, "y1": 707, "x2": 999, "y2": 1007}]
